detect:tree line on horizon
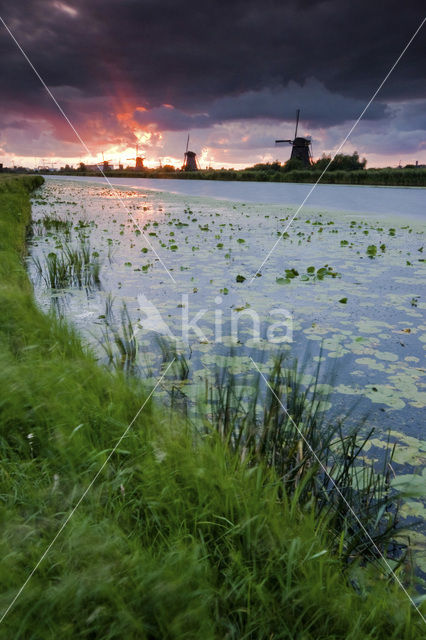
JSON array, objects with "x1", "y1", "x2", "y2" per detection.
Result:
[
  {"x1": 61, "y1": 151, "x2": 426, "y2": 186},
  {"x1": 2, "y1": 152, "x2": 425, "y2": 186},
  {"x1": 66, "y1": 151, "x2": 422, "y2": 175}
]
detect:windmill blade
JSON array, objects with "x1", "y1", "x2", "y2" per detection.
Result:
[
  {"x1": 275, "y1": 139, "x2": 293, "y2": 145},
  {"x1": 183, "y1": 133, "x2": 190, "y2": 166},
  {"x1": 294, "y1": 109, "x2": 300, "y2": 139}
]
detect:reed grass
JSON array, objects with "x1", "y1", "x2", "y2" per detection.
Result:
[
  {"x1": 40, "y1": 214, "x2": 73, "y2": 233},
  {"x1": 33, "y1": 240, "x2": 101, "y2": 289},
  {"x1": 195, "y1": 353, "x2": 408, "y2": 570},
  {"x1": 100, "y1": 303, "x2": 139, "y2": 373}
]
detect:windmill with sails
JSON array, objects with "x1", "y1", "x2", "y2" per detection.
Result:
[{"x1": 275, "y1": 109, "x2": 312, "y2": 167}]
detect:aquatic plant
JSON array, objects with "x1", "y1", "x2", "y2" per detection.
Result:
[
  {"x1": 44, "y1": 250, "x2": 71, "y2": 288},
  {"x1": 276, "y1": 264, "x2": 341, "y2": 284},
  {"x1": 40, "y1": 214, "x2": 73, "y2": 233},
  {"x1": 29, "y1": 213, "x2": 73, "y2": 241},
  {"x1": 33, "y1": 240, "x2": 102, "y2": 290},
  {"x1": 100, "y1": 303, "x2": 139, "y2": 373},
  {"x1": 64, "y1": 242, "x2": 100, "y2": 286}
]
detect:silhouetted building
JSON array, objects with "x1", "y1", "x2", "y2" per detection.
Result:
[
  {"x1": 290, "y1": 137, "x2": 311, "y2": 166},
  {"x1": 275, "y1": 109, "x2": 312, "y2": 168},
  {"x1": 183, "y1": 150, "x2": 198, "y2": 171}
]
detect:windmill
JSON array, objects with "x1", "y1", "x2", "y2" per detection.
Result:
[
  {"x1": 275, "y1": 109, "x2": 312, "y2": 167},
  {"x1": 182, "y1": 134, "x2": 199, "y2": 171},
  {"x1": 127, "y1": 143, "x2": 144, "y2": 170},
  {"x1": 100, "y1": 152, "x2": 113, "y2": 171}
]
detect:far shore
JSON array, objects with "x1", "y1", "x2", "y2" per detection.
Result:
[
  {"x1": 3, "y1": 164, "x2": 426, "y2": 188},
  {"x1": 43, "y1": 165, "x2": 426, "y2": 188}
]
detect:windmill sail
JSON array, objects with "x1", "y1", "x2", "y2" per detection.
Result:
[{"x1": 294, "y1": 109, "x2": 300, "y2": 139}]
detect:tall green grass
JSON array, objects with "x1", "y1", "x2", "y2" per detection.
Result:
[
  {"x1": 96, "y1": 320, "x2": 408, "y2": 571},
  {"x1": 0, "y1": 175, "x2": 424, "y2": 638},
  {"x1": 197, "y1": 354, "x2": 408, "y2": 569}
]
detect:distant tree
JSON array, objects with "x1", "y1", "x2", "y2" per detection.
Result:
[
  {"x1": 78, "y1": 162, "x2": 86, "y2": 172},
  {"x1": 282, "y1": 158, "x2": 306, "y2": 172},
  {"x1": 162, "y1": 164, "x2": 176, "y2": 172},
  {"x1": 249, "y1": 161, "x2": 282, "y2": 172},
  {"x1": 267, "y1": 161, "x2": 281, "y2": 171},
  {"x1": 313, "y1": 152, "x2": 366, "y2": 171}
]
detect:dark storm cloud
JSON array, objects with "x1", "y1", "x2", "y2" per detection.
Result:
[
  {"x1": 133, "y1": 79, "x2": 388, "y2": 131},
  {"x1": 134, "y1": 106, "x2": 210, "y2": 131},
  {"x1": 0, "y1": 0, "x2": 424, "y2": 153}
]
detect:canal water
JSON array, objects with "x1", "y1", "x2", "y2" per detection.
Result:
[{"x1": 29, "y1": 176, "x2": 426, "y2": 575}]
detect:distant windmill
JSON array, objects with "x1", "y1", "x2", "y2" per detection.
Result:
[
  {"x1": 182, "y1": 134, "x2": 199, "y2": 171},
  {"x1": 100, "y1": 152, "x2": 113, "y2": 170},
  {"x1": 275, "y1": 109, "x2": 312, "y2": 167},
  {"x1": 127, "y1": 143, "x2": 144, "y2": 170}
]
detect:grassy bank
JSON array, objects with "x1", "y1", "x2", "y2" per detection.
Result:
[{"x1": 0, "y1": 175, "x2": 424, "y2": 638}]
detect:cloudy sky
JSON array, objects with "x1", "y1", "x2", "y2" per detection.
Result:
[{"x1": 0, "y1": 0, "x2": 425, "y2": 169}]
